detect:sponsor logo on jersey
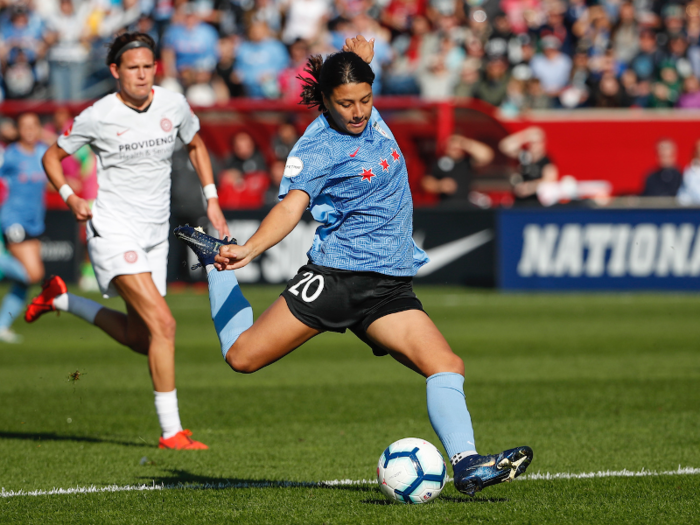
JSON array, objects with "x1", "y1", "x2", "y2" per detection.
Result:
[
  {"x1": 372, "y1": 120, "x2": 390, "y2": 138},
  {"x1": 118, "y1": 135, "x2": 175, "y2": 152},
  {"x1": 160, "y1": 118, "x2": 173, "y2": 132},
  {"x1": 116, "y1": 128, "x2": 130, "y2": 136},
  {"x1": 283, "y1": 156, "x2": 304, "y2": 178},
  {"x1": 350, "y1": 147, "x2": 360, "y2": 157},
  {"x1": 124, "y1": 251, "x2": 138, "y2": 263}
]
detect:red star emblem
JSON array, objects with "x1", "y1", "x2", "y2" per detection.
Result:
[
  {"x1": 379, "y1": 159, "x2": 389, "y2": 171},
  {"x1": 360, "y1": 167, "x2": 376, "y2": 182},
  {"x1": 391, "y1": 149, "x2": 401, "y2": 161}
]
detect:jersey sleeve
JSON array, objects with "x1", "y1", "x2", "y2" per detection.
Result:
[
  {"x1": 57, "y1": 106, "x2": 96, "y2": 155},
  {"x1": 176, "y1": 95, "x2": 200, "y2": 145},
  {"x1": 278, "y1": 138, "x2": 333, "y2": 204}
]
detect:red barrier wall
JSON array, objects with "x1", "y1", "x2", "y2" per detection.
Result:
[{"x1": 500, "y1": 110, "x2": 700, "y2": 196}]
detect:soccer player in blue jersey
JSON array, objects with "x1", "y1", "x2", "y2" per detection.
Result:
[
  {"x1": 0, "y1": 113, "x2": 47, "y2": 343},
  {"x1": 176, "y1": 36, "x2": 533, "y2": 496}
]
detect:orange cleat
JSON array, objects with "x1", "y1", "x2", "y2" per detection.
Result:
[
  {"x1": 25, "y1": 275, "x2": 68, "y2": 323},
  {"x1": 158, "y1": 429, "x2": 209, "y2": 450}
]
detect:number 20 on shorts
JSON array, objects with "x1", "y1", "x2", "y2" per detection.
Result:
[{"x1": 288, "y1": 272, "x2": 325, "y2": 302}]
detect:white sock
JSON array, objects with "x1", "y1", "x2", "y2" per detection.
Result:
[
  {"x1": 154, "y1": 389, "x2": 183, "y2": 439},
  {"x1": 53, "y1": 293, "x2": 102, "y2": 324},
  {"x1": 450, "y1": 450, "x2": 478, "y2": 466},
  {"x1": 205, "y1": 264, "x2": 215, "y2": 275}
]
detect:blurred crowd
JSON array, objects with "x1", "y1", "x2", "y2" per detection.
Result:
[{"x1": 3, "y1": 0, "x2": 700, "y2": 110}]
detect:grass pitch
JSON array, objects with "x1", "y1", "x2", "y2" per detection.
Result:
[{"x1": 0, "y1": 285, "x2": 698, "y2": 524}]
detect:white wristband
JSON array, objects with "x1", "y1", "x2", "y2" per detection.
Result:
[
  {"x1": 203, "y1": 184, "x2": 218, "y2": 200},
  {"x1": 59, "y1": 184, "x2": 75, "y2": 203}
]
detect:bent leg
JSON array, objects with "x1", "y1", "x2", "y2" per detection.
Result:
[
  {"x1": 6, "y1": 240, "x2": 42, "y2": 284},
  {"x1": 226, "y1": 296, "x2": 320, "y2": 373},
  {"x1": 365, "y1": 310, "x2": 477, "y2": 464}
]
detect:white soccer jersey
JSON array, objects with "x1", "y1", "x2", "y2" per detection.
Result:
[{"x1": 58, "y1": 86, "x2": 200, "y2": 238}]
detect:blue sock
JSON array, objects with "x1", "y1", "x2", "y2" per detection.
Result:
[
  {"x1": 426, "y1": 372, "x2": 477, "y2": 463},
  {"x1": 206, "y1": 267, "x2": 253, "y2": 359},
  {"x1": 0, "y1": 283, "x2": 28, "y2": 329},
  {"x1": 0, "y1": 254, "x2": 28, "y2": 284}
]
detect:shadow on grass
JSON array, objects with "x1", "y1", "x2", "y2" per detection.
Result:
[
  {"x1": 362, "y1": 496, "x2": 508, "y2": 505},
  {"x1": 138, "y1": 469, "x2": 378, "y2": 493},
  {"x1": 0, "y1": 431, "x2": 151, "y2": 448}
]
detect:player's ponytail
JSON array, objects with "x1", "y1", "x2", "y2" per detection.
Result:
[{"x1": 298, "y1": 52, "x2": 375, "y2": 112}]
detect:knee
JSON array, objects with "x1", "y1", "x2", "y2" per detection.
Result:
[
  {"x1": 444, "y1": 354, "x2": 465, "y2": 376},
  {"x1": 27, "y1": 267, "x2": 44, "y2": 285},
  {"x1": 225, "y1": 346, "x2": 261, "y2": 374},
  {"x1": 151, "y1": 312, "x2": 177, "y2": 341}
]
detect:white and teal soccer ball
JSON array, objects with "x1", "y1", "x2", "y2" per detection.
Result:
[{"x1": 377, "y1": 437, "x2": 447, "y2": 504}]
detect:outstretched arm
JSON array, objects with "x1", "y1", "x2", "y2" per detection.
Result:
[
  {"x1": 498, "y1": 127, "x2": 545, "y2": 159},
  {"x1": 215, "y1": 189, "x2": 310, "y2": 271},
  {"x1": 343, "y1": 34, "x2": 375, "y2": 64},
  {"x1": 455, "y1": 136, "x2": 494, "y2": 167},
  {"x1": 187, "y1": 132, "x2": 230, "y2": 238}
]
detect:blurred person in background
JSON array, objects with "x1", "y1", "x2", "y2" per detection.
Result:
[
  {"x1": 650, "y1": 61, "x2": 682, "y2": 108},
  {"x1": 44, "y1": 0, "x2": 91, "y2": 102},
  {"x1": 0, "y1": 113, "x2": 47, "y2": 343},
  {"x1": 499, "y1": 126, "x2": 558, "y2": 206},
  {"x1": 530, "y1": 35, "x2": 572, "y2": 98},
  {"x1": 217, "y1": 130, "x2": 269, "y2": 208},
  {"x1": 630, "y1": 28, "x2": 664, "y2": 84},
  {"x1": 592, "y1": 71, "x2": 632, "y2": 108},
  {"x1": 559, "y1": 45, "x2": 593, "y2": 109},
  {"x1": 611, "y1": 1, "x2": 640, "y2": 65},
  {"x1": 264, "y1": 159, "x2": 284, "y2": 206},
  {"x1": 271, "y1": 121, "x2": 299, "y2": 161},
  {"x1": 421, "y1": 134, "x2": 494, "y2": 206},
  {"x1": 281, "y1": 0, "x2": 330, "y2": 45},
  {"x1": 383, "y1": 14, "x2": 432, "y2": 96},
  {"x1": 641, "y1": 138, "x2": 682, "y2": 197},
  {"x1": 473, "y1": 53, "x2": 510, "y2": 106},
  {"x1": 0, "y1": 4, "x2": 48, "y2": 99},
  {"x1": 535, "y1": 1, "x2": 574, "y2": 57},
  {"x1": 277, "y1": 38, "x2": 312, "y2": 103},
  {"x1": 677, "y1": 139, "x2": 700, "y2": 206},
  {"x1": 233, "y1": 20, "x2": 289, "y2": 98},
  {"x1": 418, "y1": 52, "x2": 458, "y2": 101},
  {"x1": 678, "y1": 74, "x2": 700, "y2": 108},
  {"x1": 525, "y1": 77, "x2": 554, "y2": 109},
  {"x1": 161, "y1": 3, "x2": 220, "y2": 91},
  {"x1": 453, "y1": 57, "x2": 481, "y2": 98}
]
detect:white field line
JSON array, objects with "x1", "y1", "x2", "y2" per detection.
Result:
[{"x1": 2, "y1": 466, "x2": 699, "y2": 499}]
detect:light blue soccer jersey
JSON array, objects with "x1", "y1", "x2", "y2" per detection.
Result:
[
  {"x1": 279, "y1": 107, "x2": 428, "y2": 276},
  {"x1": 0, "y1": 142, "x2": 48, "y2": 236}
]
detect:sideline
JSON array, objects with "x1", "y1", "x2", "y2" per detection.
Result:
[{"x1": 2, "y1": 466, "x2": 699, "y2": 498}]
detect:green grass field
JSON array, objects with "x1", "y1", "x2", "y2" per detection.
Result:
[{"x1": 0, "y1": 284, "x2": 698, "y2": 524}]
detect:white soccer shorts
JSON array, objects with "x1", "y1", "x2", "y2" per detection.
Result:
[{"x1": 87, "y1": 224, "x2": 169, "y2": 299}]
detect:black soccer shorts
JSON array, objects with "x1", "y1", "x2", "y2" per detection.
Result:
[{"x1": 281, "y1": 263, "x2": 425, "y2": 356}]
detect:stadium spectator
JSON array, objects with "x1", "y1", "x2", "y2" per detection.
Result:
[
  {"x1": 678, "y1": 74, "x2": 700, "y2": 108},
  {"x1": 264, "y1": 159, "x2": 284, "y2": 206},
  {"x1": 530, "y1": 35, "x2": 572, "y2": 96},
  {"x1": 271, "y1": 121, "x2": 299, "y2": 161},
  {"x1": 611, "y1": 1, "x2": 640, "y2": 65},
  {"x1": 161, "y1": 4, "x2": 220, "y2": 89},
  {"x1": 592, "y1": 72, "x2": 631, "y2": 108},
  {"x1": 218, "y1": 131, "x2": 269, "y2": 209},
  {"x1": 421, "y1": 134, "x2": 494, "y2": 205},
  {"x1": 650, "y1": 62, "x2": 682, "y2": 108},
  {"x1": 44, "y1": 0, "x2": 92, "y2": 102},
  {"x1": 383, "y1": 14, "x2": 432, "y2": 96},
  {"x1": 677, "y1": 139, "x2": 700, "y2": 206},
  {"x1": 453, "y1": 57, "x2": 481, "y2": 99},
  {"x1": 536, "y1": 1, "x2": 574, "y2": 57},
  {"x1": 280, "y1": 0, "x2": 330, "y2": 45},
  {"x1": 499, "y1": 126, "x2": 558, "y2": 206},
  {"x1": 277, "y1": 38, "x2": 312, "y2": 103},
  {"x1": 641, "y1": 139, "x2": 682, "y2": 197},
  {"x1": 473, "y1": 53, "x2": 510, "y2": 106},
  {"x1": 233, "y1": 20, "x2": 289, "y2": 98},
  {"x1": 629, "y1": 28, "x2": 664, "y2": 82}
]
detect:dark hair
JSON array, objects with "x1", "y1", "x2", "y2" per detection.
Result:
[
  {"x1": 299, "y1": 52, "x2": 375, "y2": 111},
  {"x1": 106, "y1": 32, "x2": 156, "y2": 67}
]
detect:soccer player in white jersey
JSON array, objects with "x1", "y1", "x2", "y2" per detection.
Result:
[
  {"x1": 175, "y1": 36, "x2": 533, "y2": 494},
  {"x1": 26, "y1": 33, "x2": 229, "y2": 450}
]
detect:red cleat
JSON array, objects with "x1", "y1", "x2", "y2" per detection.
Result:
[
  {"x1": 158, "y1": 429, "x2": 208, "y2": 450},
  {"x1": 25, "y1": 275, "x2": 68, "y2": 323}
]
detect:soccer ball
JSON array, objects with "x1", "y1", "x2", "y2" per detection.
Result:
[{"x1": 377, "y1": 437, "x2": 447, "y2": 504}]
